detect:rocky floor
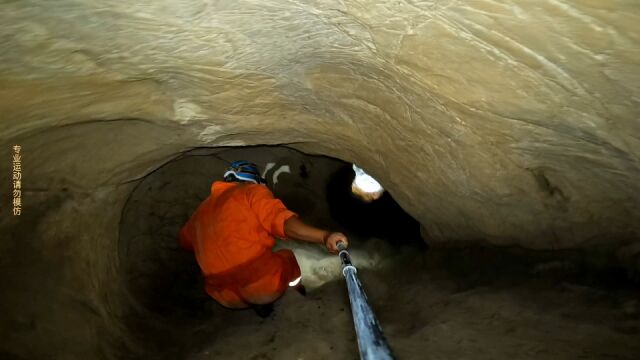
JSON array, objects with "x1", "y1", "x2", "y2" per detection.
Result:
[{"x1": 126, "y1": 240, "x2": 640, "y2": 360}]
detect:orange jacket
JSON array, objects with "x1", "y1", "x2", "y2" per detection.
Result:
[{"x1": 179, "y1": 181, "x2": 300, "y2": 308}]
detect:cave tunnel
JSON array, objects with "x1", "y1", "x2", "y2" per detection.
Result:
[
  {"x1": 118, "y1": 145, "x2": 427, "y2": 359},
  {"x1": 2, "y1": 1, "x2": 640, "y2": 359}
]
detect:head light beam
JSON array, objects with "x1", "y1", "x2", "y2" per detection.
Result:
[{"x1": 351, "y1": 164, "x2": 384, "y2": 201}]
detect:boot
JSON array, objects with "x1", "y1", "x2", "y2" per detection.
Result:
[
  {"x1": 294, "y1": 284, "x2": 306, "y2": 296},
  {"x1": 252, "y1": 303, "x2": 274, "y2": 318}
]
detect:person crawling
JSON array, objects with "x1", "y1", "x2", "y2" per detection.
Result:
[{"x1": 179, "y1": 160, "x2": 348, "y2": 317}]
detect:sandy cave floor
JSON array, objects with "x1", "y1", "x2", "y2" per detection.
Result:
[{"x1": 126, "y1": 238, "x2": 640, "y2": 360}]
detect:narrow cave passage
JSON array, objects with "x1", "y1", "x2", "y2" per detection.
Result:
[
  {"x1": 117, "y1": 145, "x2": 428, "y2": 358},
  {"x1": 115, "y1": 145, "x2": 640, "y2": 360},
  {"x1": 3, "y1": 2, "x2": 640, "y2": 359},
  {"x1": 325, "y1": 164, "x2": 425, "y2": 248}
]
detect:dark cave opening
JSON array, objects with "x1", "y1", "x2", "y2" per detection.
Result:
[{"x1": 325, "y1": 164, "x2": 425, "y2": 248}]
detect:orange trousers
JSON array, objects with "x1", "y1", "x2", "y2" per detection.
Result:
[{"x1": 204, "y1": 248, "x2": 301, "y2": 309}]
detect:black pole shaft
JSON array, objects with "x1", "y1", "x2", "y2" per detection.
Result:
[{"x1": 337, "y1": 243, "x2": 394, "y2": 360}]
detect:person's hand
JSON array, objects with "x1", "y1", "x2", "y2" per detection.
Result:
[{"x1": 323, "y1": 232, "x2": 348, "y2": 255}]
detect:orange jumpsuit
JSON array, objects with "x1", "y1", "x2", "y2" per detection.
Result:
[{"x1": 179, "y1": 181, "x2": 301, "y2": 309}]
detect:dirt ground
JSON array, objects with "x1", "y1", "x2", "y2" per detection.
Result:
[
  {"x1": 117, "y1": 150, "x2": 639, "y2": 359},
  {"x1": 125, "y1": 238, "x2": 640, "y2": 360}
]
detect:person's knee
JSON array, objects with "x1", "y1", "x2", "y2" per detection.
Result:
[{"x1": 274, "y1": 250, "x2": 301, "y2": 281}]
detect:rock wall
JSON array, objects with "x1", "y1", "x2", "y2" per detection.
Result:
[
  {"x1": 2, "y1": 0, "x2": 639, "y2": 248},
  {"x1": 1, "y1": 1, "x2": 639, "y2": 359}
]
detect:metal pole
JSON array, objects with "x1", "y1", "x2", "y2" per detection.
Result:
[{"x1": 337, "y1": 242, "x2": 394, "y2": 360}]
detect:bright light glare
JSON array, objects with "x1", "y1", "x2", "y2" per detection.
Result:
[
  {"x1": 351, "y1": 164, "x2": 384, "y2": 201},
  {"x1": 288, "y1": 276, "x2": 302, "y2": 287}
]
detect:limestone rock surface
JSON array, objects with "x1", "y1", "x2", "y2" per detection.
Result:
[
  {"x1": 2, "y1": 0, "x2": 639, "y2": 248},
  {"x1": 1, "y1": 1, "x2": 639, "y2": 359}
]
